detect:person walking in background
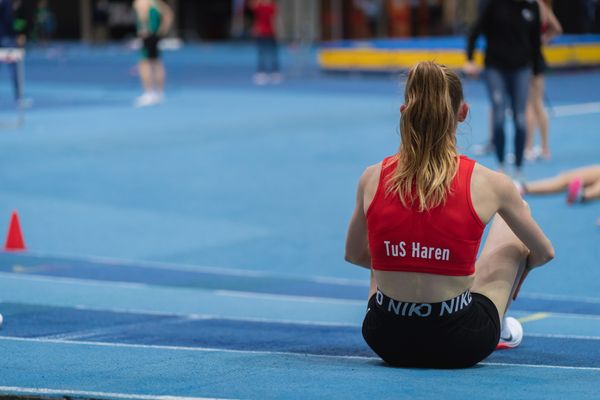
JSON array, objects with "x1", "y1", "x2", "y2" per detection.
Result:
[
  {"x1": 133, "y1": 0, "x2": 173, "y2": 108},
  {"x1": 0, "y1": 0, "x2": 30, "y2": 109},
  {"x1": 524, "y1": 0, "x2": 562, "y2": 161},
  {"x1": 32, "y1": 0, "x2": 54, "y2": 45},
  {"x1": 93, "y1": 0, "x2": 110, "y2": 45},
  {"x1": 355, "y1": 0, "x2": 381, "y2": 37},
  {"x1": 249, "y1": 0, "x2": 281, "y2": 86},
  {"x1": 464, "y1": 0, "x2": 542, "y2": 177}
]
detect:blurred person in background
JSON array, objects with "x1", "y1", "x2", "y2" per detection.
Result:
[
  {"x1": 355, "y1": 0, "x2": 382, "y2": 37},
  {"x1": 133, "y1": 0, "x2": 173, "y2": 107},
  {"x1": 524, "y1": 0, "x2": 562, "y2": 162},
  {"x1": 32, "y1": 0, "x2": 54, "y2": 45},
  {"x1": 465, "y1": 0, "x2": 542, "y2": 178},
  {"x1": 93, "y1": 0, "x2": 110, "y2": 45},
  {"x1": 514, "y1": 165, "x2": 600, "y2": 205},
  {"x1": 249, "y1": 0, "x2": 281, "y2": 85},
  {"x1": 0, "y1": 0, "x2": 30, "y2": 108}
]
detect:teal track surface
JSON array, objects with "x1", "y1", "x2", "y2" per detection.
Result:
[{"x1": 0, "y1": 43, "x2": 599, "y2": 399}]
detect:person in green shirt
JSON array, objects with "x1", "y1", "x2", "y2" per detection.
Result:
[{"x1": 133, "y1": 0, "x2": 173, "y2": 107}]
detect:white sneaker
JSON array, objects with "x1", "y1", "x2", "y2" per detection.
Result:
[
  {"x1": 524, "y1": 148, "x2": 538, "y2": 162},
  {"x1": 496, "y1": 316, "x2": 523, "y2": 350},
  {"x1": 134, "y1": 92, "x2": 160, "y2": 108},
  {"x1": 253, "y1": 73, "x2": 269, "y2": 86},
  {"x1": 16, "y1": 97, "x2": 33, "y2": 110}
]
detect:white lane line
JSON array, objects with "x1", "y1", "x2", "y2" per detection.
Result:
[
  {"x1": 72, "y1": 304, "x2": 361, "y2": 328},
  {"x1": 0, "y1": 272, "x2": 364, "y2": 306},
  {"x1": 480, "y1": 362, "x2": 600, "y2": 371},
  {"x1": 14, "y1": 250, "x2": 368, "y2": 286},
  {"x1": 0, "y1": 386, "x2": 232, "y2": 400},
  {"x1": 213, "y1": 289, "x2": 363, "y2": 305},
  {"x1": 0, "y1": 272, "x2": 147, "y2": 290},
  {"x1": 0, "y1": 336, "x2": 376, "y2": 361},
  {"x1": 37, "y1": 318, "x2": 190, "y2": 341},
  {"x1": 531, "y1": 311, "x2": 600, "y2": 321},
  {"x1": 527, "y1": 333, "x2": 600, "y2": 341},
  {"x1": 2, "y1": 336, "x2": 600, "y2": 371},
  {"x1": 552, "y1": 102, "x2": 600, "y2": 117},
  {"x1": 520, "y1": 292, "x2": 600, "y2": 304}
]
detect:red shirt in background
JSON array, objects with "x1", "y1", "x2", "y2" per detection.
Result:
[{"x1": 252, "y1": 3, "x2": 276, "y2": 37}]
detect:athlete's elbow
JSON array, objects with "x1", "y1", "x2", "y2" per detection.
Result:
[
  {"x1": 344, "y1": 252, "x2": 370, "y2": 269},
  {"x1": 545, "y1": 244, "x2": 555, "y2": 263},
  {"x1": 540, "y1": 241, "x2": 555, "y2": 264},
  {"x1": 344, "y1": 252, "x2": 360, "y2": 265}
]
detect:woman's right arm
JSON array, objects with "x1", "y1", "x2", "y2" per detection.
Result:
[
  {"x1": 465, "y1": 1, "x2": 491, "y2": 74},
  {"x1": 494, "y1": 175, "x2": 555, "y2": 269},
  {"x1": 540, "y1": 0, "x2": 563, "y2": 43}
]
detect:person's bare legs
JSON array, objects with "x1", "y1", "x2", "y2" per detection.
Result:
[
  {"x1": 152, "y1": 60, "x2": 165, "y2": 94},
  {"x1": 525, "y1": 81, "x2": 536, "y2": 155},
  {"x1": 531, "y1": 76, "x2": 549, "y2": 158},
  {"x1": 139, "y1": 59, "x2": 154, "y2": 93},
  {"x1": 471, "y1": 215, "x2": 529, "y2": 320},
  {"x1": 583, "y1": 177, "x2": 600, "y2": 201},
  {"x1": 525, "y1": 166, "x2": 600, "y2": 195}
]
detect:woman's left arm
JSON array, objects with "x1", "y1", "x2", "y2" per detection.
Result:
[
  {"x1": 159, "y1": 0, "x2": 174, "y2": 36},
  {"x1": 344, "y1": 171, "x2": 371, "y2": 269},
  {"x1": 540, "y1": 0, "x2": 563, "y2": 43}
]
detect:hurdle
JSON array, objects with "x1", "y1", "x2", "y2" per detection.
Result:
[{"x1": 0, "y1": 47, "x2": 26, "y2": 129}]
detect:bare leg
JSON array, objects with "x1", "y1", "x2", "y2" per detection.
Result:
[
  {"x1": 139, "y1": 60, "x2": 153, "y2": 93},
  {"x1": 583, "y1": 178, "x2": 600, "y2": 202},
  {"x1": 471, "y1": 215, "x2": 529, "y2": 320},
  {"x1": 526, "y1": 166, "x2": 600, "y2": 195},
  {"x1": 152, "y1": 60, "x2": 165, "y2": 93},
  {"x1": 531, "y1": 76, "x2": 549, "y2": 157},
  {"x1": 525, "y1": 87, "x2": 536, "y2": 153}
]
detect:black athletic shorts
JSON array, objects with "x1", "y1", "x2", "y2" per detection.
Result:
[
  {"x1": 142, "y1": 34, "x2": 160, "y2": 60},
  {"x1": 362, "y1": 289, "x2": 501, "y2": 369}
]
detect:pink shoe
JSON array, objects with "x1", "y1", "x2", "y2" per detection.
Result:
[{"x1": 567, "y1": 177, "x2": 584, "y2": 204}]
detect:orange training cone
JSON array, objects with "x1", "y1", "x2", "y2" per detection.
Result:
[{"x1": 5, "y1": 211, "x2": 26, "y2": 251}]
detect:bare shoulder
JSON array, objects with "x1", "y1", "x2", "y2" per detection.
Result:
[
  {"x1": 360, "y1": 162, "x2": 383, "y2": 211},
  {"x1": 471, "y1": 164, "x2": 520, "y2": 205},
  {"x1": 471, "y1": 162, "x2": 514, "y2": 195},
  {"x1": 361, "y1": 162, "x2": 382, "y2": 183},
  {"x1": 470, "y1": 162, "x2": 518, "y2": 223}
]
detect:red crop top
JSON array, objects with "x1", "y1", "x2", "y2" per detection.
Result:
[{"x1": 366, "y1": 155, "x2": 485, "y2": 276}]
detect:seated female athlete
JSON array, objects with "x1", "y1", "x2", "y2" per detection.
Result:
[{"x1": 344, "y1": 61, "x2": 554, "y2": 368}]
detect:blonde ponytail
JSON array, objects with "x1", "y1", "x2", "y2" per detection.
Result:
[{"x1": 386, "y1": 61, "x2": 464, "y2": 211}]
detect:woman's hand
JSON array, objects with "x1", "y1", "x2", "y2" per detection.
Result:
[{"x1": 463, "y1": 61, "x2": 480, "y2": 78}]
